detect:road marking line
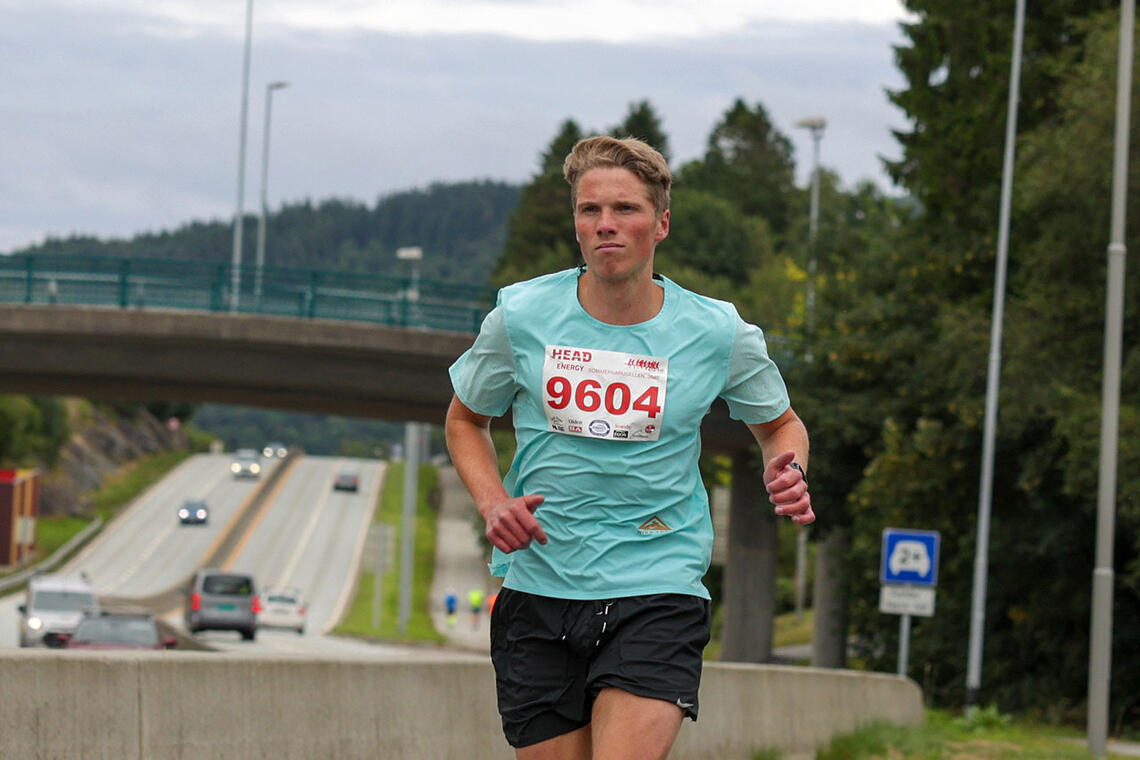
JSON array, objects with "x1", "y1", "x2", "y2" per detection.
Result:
[
  {"x1": 321, "y1": 462, "x2": 385, "y2": 634},
  {"x1": 222, "y1": 459, "x2": 297, "y2": 571},
  {"x1": 276, "y1": 464, "x2": 337, "y2": 588}
]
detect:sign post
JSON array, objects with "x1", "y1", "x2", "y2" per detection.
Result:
[{"x1": 880, "y1": 528, "x2": 941, "y2": 677}]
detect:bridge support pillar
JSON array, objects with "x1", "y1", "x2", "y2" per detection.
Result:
[{"x1": 720, "y1": 448, "x2": 779, "y2": 662}]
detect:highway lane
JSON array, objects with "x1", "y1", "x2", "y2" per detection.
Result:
[
  {"x1": 193, "y1": 456, "x2": 416, "y2": 657},
  {"x1": 0, "y1": 452, "x2": 279, "y2": 647},
  {"x1": 172, "y1": 455, "x2": 457, "y2": 658},
  {"x1": 3, "y1": 451, "x2": 474, "y2": 660},
  {"x1": 75, "y1": 453, "x2": 280, "y2": 597}
]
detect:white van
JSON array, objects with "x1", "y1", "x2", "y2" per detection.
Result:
[{"x1": 18, "y1": 574, "x2": 99, "y2": 648}]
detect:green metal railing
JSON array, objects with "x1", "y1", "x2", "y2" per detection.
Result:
[{"x1": 0, "y1": 254, "x2": 493, "y2": 333}]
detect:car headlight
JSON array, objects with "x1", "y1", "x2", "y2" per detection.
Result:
[
  {"x1": 178, "y1": 508, "x2": 189, "y2": 518},
  {"x1": 250, "y1": 464, "x2": 261, "y2": 474},
  {"x1": 196, "y1": 509, "x2": 207, "y2": 519},
  {"x1": 27, "y1": 617, "x2": 42, "y2": 631},
  {"x1": 231, "y1": 463, "x2": 240, "y2": 473},
  {"x1": 263, "y1": 447, "x2": 273, "y2": 457}
]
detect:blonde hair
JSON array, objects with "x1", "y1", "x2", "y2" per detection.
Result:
[{"x1": 563, "y1": 136, "x2": 671, "y2": 217}]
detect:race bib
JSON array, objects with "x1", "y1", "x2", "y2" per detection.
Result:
[{"x1": 541, "y1": 345, "x2": 668, "y2": 441}]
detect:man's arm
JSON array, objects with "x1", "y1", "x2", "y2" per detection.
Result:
[
  {"x1": 747, "y1": 407, "x2": 814, "y2": 525},
  {"x1": 444, "y1": 395, "x2": 547, "y2": 552}
]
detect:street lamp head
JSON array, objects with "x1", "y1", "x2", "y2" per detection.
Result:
[
  {"x1": 396, "y1": 246, "x2": 423, "y2": 261},
  {"x1": 795, "y1": 116, "x2": 827, "y2": 132},
  {"x1": 268, "y1": 81, "x2": 289, "y2": 91}
]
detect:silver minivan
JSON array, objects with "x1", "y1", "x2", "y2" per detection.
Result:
[
  {"x1": 18, "y1": 574, "x2": 99, "y2": 647},
  {"x1": 184, "y1": 569, "x2": 259, "y2": 640}
]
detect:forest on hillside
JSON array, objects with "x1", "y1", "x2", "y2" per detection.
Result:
[{"x1": 11, "y1": 180, "x2": 521, "y2": 287}]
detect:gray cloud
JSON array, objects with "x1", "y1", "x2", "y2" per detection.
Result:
[{"x1": 0, "y1": 6, "x2": 907, "y2": 252}]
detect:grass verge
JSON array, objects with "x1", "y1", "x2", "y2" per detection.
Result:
[
  {"x1": 804, "y1": 708, "x2": 1132, "y2": 760},
  {"x1": 88, "y1": 449, "x2": 195, "y2": 523},
  {"x1": 334, "y1": 462, "x2": 445, "y2": 644}
]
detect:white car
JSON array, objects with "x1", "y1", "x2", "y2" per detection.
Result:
[
  {"x1": 258, "y1": 588, "x2": 307, "y2": 634},
  {"x1": 18, "y1": 574, "x2": 100, "y2": 647}
]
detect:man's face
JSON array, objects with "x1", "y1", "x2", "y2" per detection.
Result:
[{"x1": 573, "y1": 167, "x2": 669, "y2": 284}]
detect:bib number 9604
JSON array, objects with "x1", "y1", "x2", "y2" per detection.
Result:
[
  {"x1": 545, "y1": 377, "x2": 661, "y2": 418},
  {"x1": 541, "y1": 345, "x2": 668, "y2": 441}
]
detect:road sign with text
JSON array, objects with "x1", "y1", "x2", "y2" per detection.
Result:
[{"x1": 881, "y1": 528, "x2": 940, "y2": 587}]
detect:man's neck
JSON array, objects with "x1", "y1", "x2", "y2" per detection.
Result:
[{"x1": 577, "y1": 269, "x2": 663, "y2": 326}]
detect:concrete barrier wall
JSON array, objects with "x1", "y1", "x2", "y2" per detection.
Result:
[{"x1": 0, "y1": 651, "x2": 922, "y2": 759}]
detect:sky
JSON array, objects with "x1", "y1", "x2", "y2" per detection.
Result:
[{"x1": 0, "y1": 0, "x2": 912, "y2": 254}]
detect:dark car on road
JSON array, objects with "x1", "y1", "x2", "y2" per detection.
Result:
[
  {"x1": 46, "y1": 611, "x2": 177, "y2": 650},
  {"x1": 263, "y1": 442, "x2": 288, "y2": 458},
  {"x1": 230, "y1": 449, "x2": 262, "y2": 479},
  {"x1": 333, "y1": 472, "x2": 360, "y2": 492},
  {"x1": 178, "y1": 499, "x2": 209, "y2": 525},
  {"x1": 184, "y1": 569, "x2": 259, "y2": 640}
]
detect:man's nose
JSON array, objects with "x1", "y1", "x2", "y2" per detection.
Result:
[{"x1": 597, "y1": 207, "x2": 618, "y2": 232}]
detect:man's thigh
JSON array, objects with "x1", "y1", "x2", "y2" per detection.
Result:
[{"x1": 590, "y1": 688, "x2": 684, "y2": 760}]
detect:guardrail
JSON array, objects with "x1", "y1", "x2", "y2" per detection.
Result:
[
  {"x1": 0, "y1": 653, "x2": 922, "y2": 759},
  {"x1": 0, "y1": 253, "x2": 493, "y2": 333},
  {"x1": 0, "y1": 517, "x2": 104, "y2": 597}
]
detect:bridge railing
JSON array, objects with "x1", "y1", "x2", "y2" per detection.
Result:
[{"x1": 0, "y1": 254, "x2": 494, "y2": 333}]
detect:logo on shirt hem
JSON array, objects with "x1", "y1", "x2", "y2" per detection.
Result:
[{"x1": 638, "y1": 516, "x2": 672, "y2": 535}]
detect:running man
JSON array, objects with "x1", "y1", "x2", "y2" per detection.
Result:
[{"x1": 446, "y1": 135, "x2": 813, "y2": 760}]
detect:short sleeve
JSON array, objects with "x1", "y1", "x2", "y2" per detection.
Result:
[
  {"x1": 721, "y1": 313, "x2": 790, "y2": 424},
  {"x1": 448, "y1": 305, "x2": 518, "y2": 417}
]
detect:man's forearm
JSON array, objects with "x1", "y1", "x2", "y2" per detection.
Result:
[{"x1": 445, "y1": 416, "x2": 510, "y2": 518}]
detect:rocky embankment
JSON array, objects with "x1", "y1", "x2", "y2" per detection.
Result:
[{"x1": 37, "y1": 401, "x2": 189, "y2": 516}]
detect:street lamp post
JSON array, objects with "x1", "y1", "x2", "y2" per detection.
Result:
[
  {"x1": 397, "y1": 246, "x2": 423, "y2": 326},
  {"x1": 795, "y1": 116, "x2": 826, "y2": 360},
  {"x1": 793, "y1": 116, "x2": 826, "y2": 622},
  {"x1": 230, "y1": 0, "x2": 255, "y2": 313},
  {"x1": 255, "y1": 81, "x2": 288, "y2": 303},
  {"x1": 396, "y1": 243, "x2": 425, "y2": 636},
  {"x1": 1088, "y1": 0, "x2": 1133, "y2": 755},
  {"x1": 966, "y1": 0, "x2": 1026, "y2": 710}
]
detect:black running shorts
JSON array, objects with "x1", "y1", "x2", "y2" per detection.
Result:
[{"x1": 489, "y1": 588, "x2": 711, "y2": 749}]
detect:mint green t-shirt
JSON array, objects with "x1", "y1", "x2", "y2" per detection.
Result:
[{"x1": 448, "y1": 268, "x2": 790, "y2": 600}]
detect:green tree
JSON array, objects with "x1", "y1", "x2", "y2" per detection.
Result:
[
  {"x1": 0, "y1": 396, "x2": 69, "y2": 468},
  {"x1": 608, "y1": 100, "x2": 671, "y2": 163},
  {"x1": 889, "y1": 0, "x2": 1114, "y2": 241},
  {"x1": 834, "y1": 6, "x2": 1140, "y2": 722},
  {"x1": 677, "y1": 99, "x2": 797, "y2": 234},
  {"x1": 493, "y1": 120, "x2": 583, "y2": 286}
]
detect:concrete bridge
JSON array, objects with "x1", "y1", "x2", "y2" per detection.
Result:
[{"x1": 0, "y1": 303, "x2": 753, "y2": 448}]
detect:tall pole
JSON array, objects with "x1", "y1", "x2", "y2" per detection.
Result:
[
  {"x1": 398, "y1": 422, "x2": 422, "y2": 635},
  {"x1": 1088, "y1": 0, "x2": 1133, "y2": 754},
  {"x1": 230, "y1": 0, "x2": 254, "y2": 313},
  {"x1": 966, "y1": 0, "x2": 1025, "y2": 709},
  {"x1": 256, "y1": 81, "x2": 288, "y2": 302},
  {"x1": 794, "y1": 116, "x2": 825, "y2": 621}
]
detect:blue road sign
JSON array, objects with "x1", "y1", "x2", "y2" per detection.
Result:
[{"x1": 881, "y1": 528, "x2": 940, "y2": 586}]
